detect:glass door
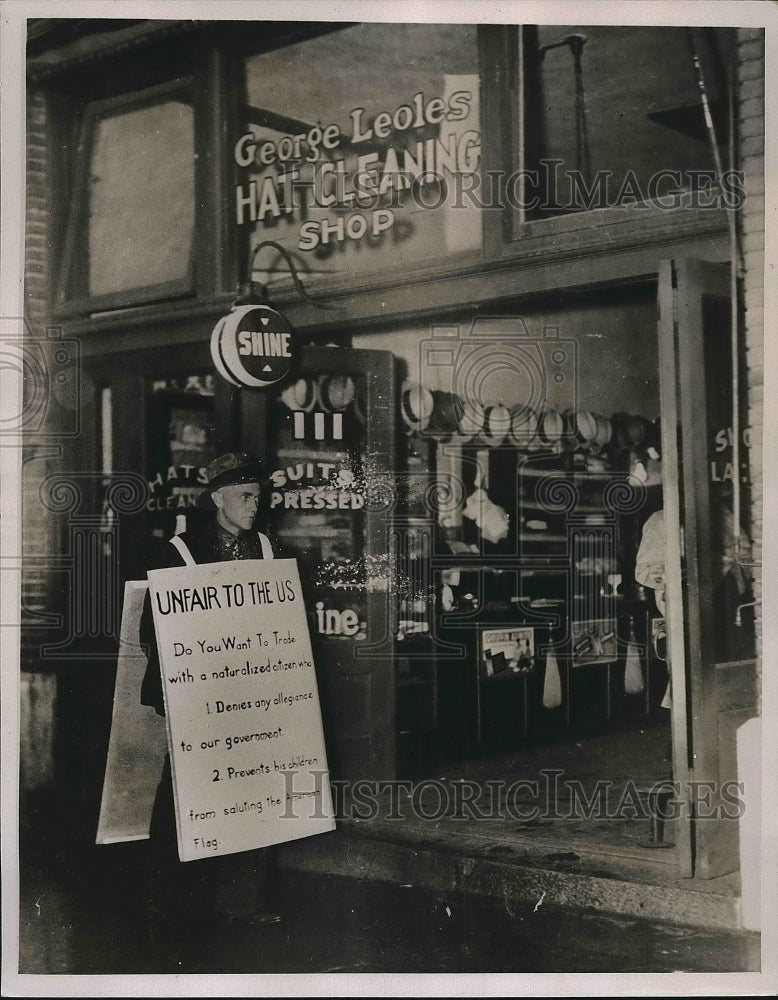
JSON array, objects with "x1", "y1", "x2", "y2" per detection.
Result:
[
  {"x1": 263, "y1": 346, "x2": 397, "y2": 782},
  {"x1": 144, "y1": 372, "x2": 219, "y2": 567}
]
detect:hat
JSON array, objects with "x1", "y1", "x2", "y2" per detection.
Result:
[
  {"x1": 537, "y1": 408, "x2": 564, "y2": 451},
  {"x1": 320, "y1": 374, "x2": 356, "y2": 412},
  {"x1": 480, "y1": 403, "x2": 512, "y2": 447},
  {"x1": 427, "y1": 391, "x2": 461, "y2": 441},
  {"x1": 455, "y1": 397, "x2": 485, "y2": 442},
  {"x1": 400, "y1": 380, "x2": 434, "y2": 433},
  {"x1": 592, "y1": 413, "x2": 613, "y2": 452},
  {"x1": 197, "y1": 452, "x2": 265, "y2": 508},
  {"x1": 508, "y1": 404, "x2": 536, "y2": 448},
  {"x1": 280, "y1": 377, "x2": 318, "y2": 412},
  {"x1": 572, "y1": 410, "x2": 598, "y2": 448}
]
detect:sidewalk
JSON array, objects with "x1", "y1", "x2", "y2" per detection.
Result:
[
  {"x1": 17, "y1": 840, "x2": 759, "y2": 976},
  {"x1": 277, "y1": 725, "x2": 745, "y2": 934},
  {"x1": 16, "y1": 721, "x2": 759, "y2": 976},
  {"x1": 278, "y1": 808, "x2": 742, "y2": 934}
]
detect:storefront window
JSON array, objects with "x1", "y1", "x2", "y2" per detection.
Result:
[
  {"x1": 240, "y1": 23, "x2": 482, "y2": 287},
  {"x1": 520, "y1": 26, "x2": 732, "y2": 220},
  {"x1": 59, "y1": 85, "x2": 196, "y2": 310}
]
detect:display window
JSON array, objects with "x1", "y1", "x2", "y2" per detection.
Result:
[{"x1": 239, "y1": 22, "x2": 483, "y2": 288}]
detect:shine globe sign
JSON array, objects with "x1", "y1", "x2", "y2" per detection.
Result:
[{"x1": 211, "y1": 303, "x2": 298, "y2": 388}]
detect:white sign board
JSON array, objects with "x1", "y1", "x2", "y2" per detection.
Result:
[
  {"x1": 147, "y1": 558, "x2": 335, "y2": 862},
  {"x1": 96, "y1": 580, "x2": 168, "y2": 844}
]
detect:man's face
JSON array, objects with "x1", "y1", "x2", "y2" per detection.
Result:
[{"x1": 212, "y1": 482, "x2": 261, "y2": 534}]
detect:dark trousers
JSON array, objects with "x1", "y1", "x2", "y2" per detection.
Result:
[{"x1": 149, "y1": 755, "x2": 277, "y2": 922}]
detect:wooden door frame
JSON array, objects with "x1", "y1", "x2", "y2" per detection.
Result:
[
  {"x1": 658, "y1": 257, "x2": 752, "y2": 880},
  {"x1": 657, "y1": 258, "x2": 695, "y2": 877}
]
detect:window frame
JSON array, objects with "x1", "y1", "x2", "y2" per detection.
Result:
[
  {"x1": 478, "y1": 25, "x2": 735, "y2": 255},
  {"x1": 235, "y1": 21, "x2": 490, "y2": 292},
  {"x1": 54, "y1": 77, "x2": 198, "y2": 317}
]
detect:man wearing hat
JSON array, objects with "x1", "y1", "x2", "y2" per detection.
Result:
[{"x1": 140, "y1": 452, "x2": 281, "y2": 943}]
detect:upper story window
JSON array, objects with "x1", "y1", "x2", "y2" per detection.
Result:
[
  {"x1": 56, "y1": 81, "x2": 196, "y2": 314},
  {"x1": 515, "y1": 25, "x2": 733, "y2": 224},
  {"x1": 238, "y1": 23, "x2": 483, "y2": 290}
]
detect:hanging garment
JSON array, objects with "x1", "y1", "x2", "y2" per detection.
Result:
[
  {"x1": 542, "y1": 643, "x2": 563, "y2": 709},
  {"x1": 624, "y1": 619, "x2": 645, "y2": 695}
]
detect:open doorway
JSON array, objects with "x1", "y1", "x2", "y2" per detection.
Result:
[{"x1": 382, "y1": 262, "x2": 756, "y2": 881}]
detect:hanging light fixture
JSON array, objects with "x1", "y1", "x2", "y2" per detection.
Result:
[{"x1": 210, "y1": 239, "x2": 335, "y2": 389}]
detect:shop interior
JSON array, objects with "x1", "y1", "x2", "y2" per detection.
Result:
[
  {"x1": 373, "y1": 286, "x2": 680, "y2": 858},
  {"x1": 360, "y1": 283, "x2": 668, "y2": 763}
]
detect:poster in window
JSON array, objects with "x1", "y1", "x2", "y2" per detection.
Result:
[
  {"x1": 571, "y1": 618, "x2": 618, "y2": 667},
  {"x1": 480, "y1": 626, "x2": 535, "y2": 679}
]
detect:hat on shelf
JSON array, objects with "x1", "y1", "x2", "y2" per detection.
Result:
[
  {"x1": 455, "y1": 397, "x2": 485, "y2": 442},
  {"x1": 592, "y1": 413, "x2": 613, "y2": 453},
  {"x1": 320, "y1": 374, "x2": 356, "y2": 412},
  {"x1": 537, "y1": 408, "x2": 565, "y2": 451},
  {"x1": 572, "y1": 410, "x2": 598, "y2": 448},
  {"x1": 400, "y1": 380, "x2": 434, "y2": 433},
  {"x1": 480, "y1": 403, "x2": 512, "y2": 447},
  {"x1": 509, "y1": 404, "x2": 539, "y2": 449},
  {"x1": 427, "y1": 390, "x2": 461, "y2": 441},
  {"x1": 280, "y1": 377, "x2": 318, "y2": 412}
]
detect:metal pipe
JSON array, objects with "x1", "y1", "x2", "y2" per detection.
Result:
[
  {"x1": 734, "y1": 599, "x2": 760, "y2": 628},
  {"x1": 538, "y1": 33, "x2": 587, "y2": 59},
  {"x1": 236, "y1": 238, "x2": 338, "y2": 310},
  {"x1": 686, "y1": 29, "x2": 744, "y2": 559}
]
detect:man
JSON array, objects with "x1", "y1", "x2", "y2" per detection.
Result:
[
  {"x1": 140, "y1": 452, "x2": 282, "y2": 942},
  {"x1": 635, "y1": 490, "x2": 754, "y2": 709}
]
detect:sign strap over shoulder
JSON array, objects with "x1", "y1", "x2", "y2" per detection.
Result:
[
  {"x1": 258, "y1": 532, "x2": 275, "y2": 560},
  {"x1": 169, "y1": 534, "x2": 196, "y2": 566},
  {"x1": 170, "y1": 531, "x2": 274, "y2": 563}
]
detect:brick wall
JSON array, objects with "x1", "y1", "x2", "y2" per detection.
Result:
[
  {"x1": 23, "y1": 87, "x2": 57, "y2": 640},
  {"x1": 22, "y1": 88, "x2": 57, "y2": 788},
  {"x1": 25, "y1": 91, "x2": 50, "y2": 325},
  {"x1": 737, "y1": 28, "x2": 765, "y2": 710}
]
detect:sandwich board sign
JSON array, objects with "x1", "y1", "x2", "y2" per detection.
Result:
[
  {"x1": 147, "y1": 557, "x2": 335, "y2": 861},
  {"x1": 96, "y1": 580, "x2": 168, "y2": 844}
]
